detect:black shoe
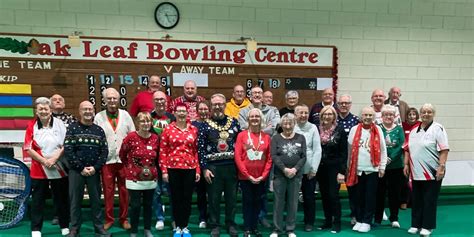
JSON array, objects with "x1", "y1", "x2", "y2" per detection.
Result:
[
  {"x1": 227, "y1": 225, "x2": 238, "y2": 237},
  {"x1": 243, "y1": 230, "x2": 251, "y2": 237},
  {"x1": 51, "y1": 216, "x2": 59, "y2": 225},
  {"x1": 68, "y1": 230, "x2": 79, "y2": 237},
  {"x1": 304, "y1": 224, "x2": 313, "y2": 232},
  {"x1": 318, "y1": 223, "x2": 332, "y2": 230},
  {"x1": 95, "y1": 228, "x2": 111, "y2": 237},
  {"x1": 210, "y1": 227, "x2": 220, "y2": 237},
  {"x1": 252, "y1": 229, "x2": 263, "y2": 237},
  {"x1": 331, "y1": 224, "x2": 341, "y2": 233},
  {"x1": 259, "y1": 218, "x2": 271, "y2": 228}
]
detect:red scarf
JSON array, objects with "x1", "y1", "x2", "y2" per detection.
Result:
[{"x1": 346, "y1": 123, "x2": 381, "y2": 187}]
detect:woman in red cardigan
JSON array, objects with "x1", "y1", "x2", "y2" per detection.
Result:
[
  {"x1": 159, "y1": 103, "x2": 200, "y2": 237},
  {"x1": 235, "y1": 108, "x2": 273, "y2": 237},
  {"x1": 119, "y1": 112, "x2": 159, "y2": 237}
]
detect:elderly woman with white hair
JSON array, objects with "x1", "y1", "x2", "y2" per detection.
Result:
[
  {"x1": 24, "y1": 97, "x2": 70, "y2": 237},
  {"x1": 235, "y1": 108, "x2": 272, "y2": 237},
  {"x1": 374, "y1": 105, "x2": 405, "y2": 228},
  {"x1": 347, "y1": 106, "x2": 387, "y2": 233},
  {"x1": 279, "y1": 90, "x2": 299, "y2": 117},
  {"x1": 270, "y1": 113, "x2": 306, "y2": 237},
  {"x1": 404, "y1": 104, "x2": 449, "y2": 237},
  {"x1": 293, "y1": 104, "x2": 322, "y2": 232}
]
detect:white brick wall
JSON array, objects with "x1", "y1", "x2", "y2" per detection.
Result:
[{"x1": 0, "y1": 0, "x2": 472, "y2": 164}]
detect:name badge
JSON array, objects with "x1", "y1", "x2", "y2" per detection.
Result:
[
  {"x1": 228, "y1": 130, "x2": 234, "y2": 134},
  {"x1": 147, "y1": 146, "x2": 152, "y2": 150},
  {"x1": 295, "y1": 143, "x2": 301, "y2": 147}
]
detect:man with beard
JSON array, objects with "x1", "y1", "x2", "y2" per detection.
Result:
[
  {"x1": 198, "y1": 94, "x2": 241, "y2": 237},
  {"x1": 171, "y1": 80, "x2": 206, "y2": 121},
  {"x1": 94, "y1": 88, "x2": 135, "y2": 230},
  {"x1": 65, "y1": 101, "x2": 110, "y2": 237}
]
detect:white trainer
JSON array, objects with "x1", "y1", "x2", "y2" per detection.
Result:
[
  {"x1": 391, "y1": 221, "x2": 400, "y2": 228},
  {"x1": 420, "y1": 228, "x2": 432, "y2": 236},
  {"x1": 358, "y1": 223, "x2": 371, "y2": 233},
  {"x1": 269, "y1": 232, "x2": 278, "y2": 237},
  {"x1": 61, "y1": 228, "x2": 70, "y2": 236},
  {"x1": 407, "y1": 227, "x2": 419, "y2": 234},
  {"x1": 288, "y1": 232, "x2": 297, "y2": 237},
  {"x1": 382, "y1": 211, "x2": 388, "y2": 221},
  {"x1": 199, "y1": 221, "x2": 207, "y2": 229},
  {"x1": 352, "y1": 222, "x2": 362, "y2": 231},
  {"x1": 155, "y1": 220, "x2": 164, "y2": 230},
  {"x1": 32, "y1": 231, "x2": 42, "y2": 237}
]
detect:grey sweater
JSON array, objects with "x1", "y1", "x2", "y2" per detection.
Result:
[{"x1": 271, "y1": 133, "x2": 307, "y2": 178}]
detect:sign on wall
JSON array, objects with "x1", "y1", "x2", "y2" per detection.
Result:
[{"x1": 0, "y1": 33, "x2": 338, "y2": 142}]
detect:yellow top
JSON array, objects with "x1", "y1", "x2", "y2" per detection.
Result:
[{"x1": 224, "y1": 98, "x2": 251, "y2": 118}]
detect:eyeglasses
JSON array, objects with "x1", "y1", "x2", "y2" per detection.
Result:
[
  {"x1": 211, "y1": 103, "x2": 225, "y2": 107},
  {"x1": 338, "y1": 102, "x2": 352, "y2": 106}
]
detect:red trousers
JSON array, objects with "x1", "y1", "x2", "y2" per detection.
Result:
[{"x1": 102, "y1": 163, "x2": 129, "y2": 224}]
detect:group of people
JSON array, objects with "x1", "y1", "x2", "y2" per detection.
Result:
[{"x1": 24, "y1": 75, "x2": 449, "y2": 237}]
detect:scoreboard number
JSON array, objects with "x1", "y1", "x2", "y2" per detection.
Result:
[
  {"x1": 246, "y1": 79, "x2": 253, "y2": 98},
  {"x1": 87, "y1": 75, "x2": 96, "y2": 105},
  {"x1": 257, "y1": 79, "x2": 264, "y2": 90},
  {"x1": 119, "y1": 85, "x2": 127, "y2": 107},
  {"x1": 268, "y1": 79, "x2": 281, "y2": 89},
  {"x1": 161, "y1": 76, "x2": 172, "y2": 96},
  {"x1": 100, "y1": 75, "x2": 113, "y2": 85},
  {"x1": 139, "y1": 75, "x2": 149, "y2": 86}
]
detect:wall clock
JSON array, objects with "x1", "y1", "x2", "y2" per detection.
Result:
[{"x1": 154, "y1": 2, "x2": 180, "y2": 29}]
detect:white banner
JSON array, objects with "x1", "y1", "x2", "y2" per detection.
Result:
[{"x1": 0, "y1": 34, "x2": 335, "y2": 67}]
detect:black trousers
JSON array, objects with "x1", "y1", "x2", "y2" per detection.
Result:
[
  {"x1": 400, "y1": 176, "x2": 411, "y2": 205},
  {"x1": 240, "y1": 180, "x2": 265, "y2": 231},
  {"x1": 69, "y1": 169, "x2": 104, "y2": 232},
  {"x1": 301, "y1": 174, "x2": 317, "y2": 225},
  {"x1": 411, "y1": 180, "x2": 442, "y2": 229},
  {"x1": 30, "y1": 177, "x2": 69, "y2": 231},
  {"x1": 317, "y1": 164, "x2": 342, "y2": 225},
  {"x1": 128, "y1": 189, "x2": 154, "y2": 233},
  {"x1": 352, "y1": 172, "x2": 378, "y2": 224},
  {"x1": 168, "y1": 168, "x2": 196, "y2": 229},
  {"x1": 206, "y1": 164, "x2": 237, "y2": 228},
  {"x1": 347, "y1": 185, "x2": 357, "y2": 218},
  {"x1": 375, "y1": 168, "x2": 404, "y2": 223},
  {"x1": 196, "y1": 170, "x2": 208, "y2": 222}
]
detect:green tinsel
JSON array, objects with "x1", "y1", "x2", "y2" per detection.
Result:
[{"x1": 0, "y1": 37, "x2": 30, "y2": 54}]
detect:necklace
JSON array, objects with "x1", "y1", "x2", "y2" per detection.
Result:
[
  {"x1": 206, "y1": 117, "x2": 233, "y2": 140},
  {"x1": 281, "y1": 131, "x2": 294, "y2": 139},
  {"x1": 206, "y1": 116, "x2": 233, "y2": 152},
  {"x1": 247, "y1": 130, "x2": 262, "y2": 156}
]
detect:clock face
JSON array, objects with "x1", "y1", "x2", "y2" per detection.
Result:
[{"x1": 154, "y1": 2, "x2": 180, "y2": 29}]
